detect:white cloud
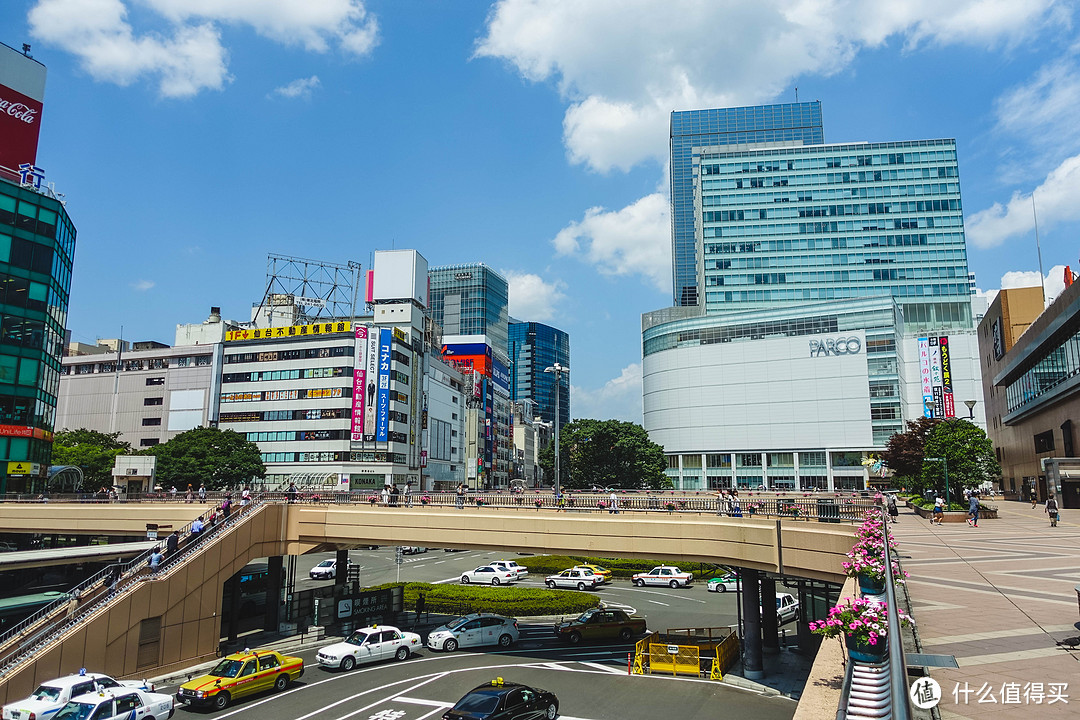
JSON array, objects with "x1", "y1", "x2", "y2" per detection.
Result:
[
  {"x1": 271, "y1": 75, "x2": 321, "y2": 100},
  {"x1": 966, "y1": 153, "x2": 1080, "y2": 248},
  {"x1": 28, "y1": 0, "x2": 378, "y2": 97},
  {"x1": 996, "y1": 57, "x2": 1080, "y2": 150},
  {"x1": 553, "y1": 193, "x2": 670, "y2": 291},
  {"x1": 502, "y1": 271, "x2": 566, "y2": 322},
  {"x1": 132, "y1": 279, "x2": 155, "y2": 291},
  {"x1": 476, "y1": 0, "x2": 1063, "y2": 173},
  {"x1": 571, "y1": 364, "x2": 642, "y2": 423},
  {"x1": 1001, "y1": 264, "x2": 1068, "y2": 303}
]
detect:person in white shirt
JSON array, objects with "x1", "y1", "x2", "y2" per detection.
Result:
[{"x1": 609, "y1": 492, "x2": 619, "y2": 514}]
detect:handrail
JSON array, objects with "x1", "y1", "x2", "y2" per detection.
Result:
[
  {"x1": 835, "y1": 656, "x2": 856, "y2": 720},
  {"x1": 881, "y1": 504, "x2": 912, "y2": 720}
]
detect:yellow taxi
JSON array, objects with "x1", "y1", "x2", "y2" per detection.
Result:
[
  {"x1": 176, "y1": 649, "x2": 304, "y2": 710},
  {"x1": 571, "y1": 564, "x2": 612, "y2": 584}
]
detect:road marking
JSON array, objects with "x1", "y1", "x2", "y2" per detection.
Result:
[
  {"x1": 395, "y1": 697, "x2": 451, "y2": 708},
  {"x1": 432, "y1": 575, "x2": 464, "y2": 584},
  {"x1": 433, "y1": 560, "x2": 445, "y2": 564},
  {"x1": 647, "y1": 600, "x2": 669, "y2": 606},
  {"x1": 580, "y1": 661, "x2": 626, "y2": 674}
]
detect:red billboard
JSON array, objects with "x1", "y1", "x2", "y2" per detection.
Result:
[{"x1": 0, "y1": 44, "x2": 47, "y2": 181}]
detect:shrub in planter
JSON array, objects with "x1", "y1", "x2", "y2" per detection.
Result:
[
  {"x1": 810, "y1": 597, "x2": 912, "y2": 663},
  {"x1": 377, "y1": 582, "x2": 601, "y2": 617},
  {"x1": 420, "y1": 495, "x2": 431, "y2": 505}
]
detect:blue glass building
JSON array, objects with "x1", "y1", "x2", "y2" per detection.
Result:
[
  {"x1": 670, "y1": 102, "x2": 824, "y2": 307},
  {"x1": 427, "y1": 264, "x2": 509, "y2": 353},
  {"x1": 508, "y1": 321, "x2": 570, "y2": 429}
]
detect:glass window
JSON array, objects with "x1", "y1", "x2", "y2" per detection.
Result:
[{"x1": 682, "y1": 454, "x2": 702, "y2": 469}]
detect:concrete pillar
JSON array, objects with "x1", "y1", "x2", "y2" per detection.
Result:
[
  {"x1": 761, "y1": 577, "x2": 780, "y2": 654},
  {"x1": 264, "y1": 555, "x2": 283, "y2": 631},
  {"x1": 742, "y1": 568, "x2": 764, "y2": 680},
  {"x1": 335, "y1": 548, "x2": 349, "y2": 586},
  {"x1": 224, "y1": 574, "x2": 241, "y2": 645}
]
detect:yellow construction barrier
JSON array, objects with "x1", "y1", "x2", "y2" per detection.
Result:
[
  {"x1": 630, "y1": 626, "x2": 739, "y2": 679},
  {"x1": 710, "y1": 632, "x2": 741, "y2": 680},
  {"x1": 649, "y1": 642, "x2": 700, "y2": 676}
]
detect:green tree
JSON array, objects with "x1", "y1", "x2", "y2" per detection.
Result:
[
  {"x1": 143, "y1": 426, "x2": 265, "y2": 490},
  {"x1": 51, "y1": 429, "x2": 131, "y2": 492},
  {"x1": 882, "y1": 416, "x2": 939, "y2": 490},
  {"x1": 538, "y1": 419, "x2": 670, "y2": 490},
  {"x1": 920, "y1": 419, "x2": 1000, "y2": 503}
]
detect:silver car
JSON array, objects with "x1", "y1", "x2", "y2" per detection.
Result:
[{"x1": 426, "y1": 614, "x2": 519, "y2": 652}]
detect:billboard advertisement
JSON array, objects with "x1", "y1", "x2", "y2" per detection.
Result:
[
  {"x1": 364, "y1": 326, "x2": 379, "y2": 437},
  {"x1": 351, "y1": 325, "x2": 370, "y2": 441},
  {"x1": 376, "y1": 328, "x2": 392, "y2": 442},
  {"x1": 918, "y1": 336, "x2": 954, "y2": 418},
  {"x1": 491, "y1": 357, "x2": 510, "y2": 393},
  {"x1": 0, "y1": 44, "x2": 46, "y2": 180}
]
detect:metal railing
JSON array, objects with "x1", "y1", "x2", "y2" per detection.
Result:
[{"x1": 881, "y1": 504, "x2": 912, "y2": 720}]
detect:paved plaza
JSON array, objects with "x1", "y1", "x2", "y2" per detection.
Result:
[{"x1": 893, "y1": 500, "x2": 1080, "y2": 719}]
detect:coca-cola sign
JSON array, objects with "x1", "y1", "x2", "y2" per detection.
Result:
[{"x1": 0, "y1": 82, "x2": 44, "y2": 178}]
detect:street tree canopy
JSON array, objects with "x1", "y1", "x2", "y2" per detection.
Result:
[
  {"x1": 538, "y1": 419, "x2": 670, "y2": 490},
  {"x1": 52, "y1": 429, "x2": 131, "y2": 492},
  {"x1": 882, "y1": 416, "x2": 939, "y2": 481},
  {"x1": 142, "y1": 426, "x2": 265, "y2": 490},
  {"x1": 920, "y1": 419, "x2": 1000, "y2": 502}
]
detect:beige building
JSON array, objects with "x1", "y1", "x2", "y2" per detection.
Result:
[{"x1": 977, "y1": 282, "x2": 1080, "y2": 505}]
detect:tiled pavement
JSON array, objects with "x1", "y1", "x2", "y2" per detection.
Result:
[{"x1": 892, "y1": 501, "x2": 1080, "y2": 719}]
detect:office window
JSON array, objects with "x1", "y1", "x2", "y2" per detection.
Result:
[
  {"x1": 140, "y1": 438, "x2": 160, "y2": 446},
  {"x1": 141, "y1": 417, "x2": 162, "y2": 426},
  {"x1": 146, "y1": 377, "x2": 165, "y2": 386},
  {"x1": 144, "y1": 397, "x2": 164, "y2": 406}
]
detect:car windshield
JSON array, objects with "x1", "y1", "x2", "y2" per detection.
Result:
[
  {"x1": 53, "y1": 702, "x2": 97, "y2": 720},
  {"x1": 346, "y1": 631, "x2": 371, "y2": 645},
  {"x1": 208, "y1": 659, "x2": 244, "y2": 678},
  {"x1": 576, "y1": 609, "x2": 597, "y2": 622},
  {"x1": 316, "y1": 560, "x2": 334, "y2": 568},
  {"x1": 32, "y1": 685, "x2": 63, "y2": 701},
  {"x1": 776, "y1": 598, "x2": 784, "y2": 608},
  {"x1": 591, "y1": 566, "x2": 607, "y2": 572},
  {"x1": 453, "y1": 692, "x2": 501, "y2": 714}
]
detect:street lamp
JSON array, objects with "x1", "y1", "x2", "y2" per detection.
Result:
[
  {"x1": 964, "y1": 399, "x2": 977, "y2": 420},
  {"x1": 544, "y1": 362, "x2": 568, "y2": 498},
  {"x1": 925, "y1": 456, "x2": 950, "y2": 506}
]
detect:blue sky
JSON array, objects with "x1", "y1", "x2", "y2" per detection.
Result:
[{"x1": 3, "y1": 1, "x2": 1079, "y2": 422}]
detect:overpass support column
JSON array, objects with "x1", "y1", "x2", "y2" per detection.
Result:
[
  {"x1": 335, "y1": 548, "x2": 349, "y2": 587},
  {"x1": 760, "y1": 577, "x2": 780, "y2": 654},
  {"x1": 224, "y1": 573, "x2": 241, "y2": 645},
  {"x1": 264, "y1": 555, "x2": 283, "y2": 632},
  {"x1": 742, "y1": 568, "x2": 764, "y2": 680}
]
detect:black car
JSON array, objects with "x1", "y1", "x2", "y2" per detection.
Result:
[{"x1": 443, "y1": 679, "x2": 558, "y2": 720}]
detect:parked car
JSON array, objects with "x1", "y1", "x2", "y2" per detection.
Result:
[
  {"x1": 488, "y1": 559, "x2": 528, "y2": 578},
  {"x1": 176, "y1": 649, "x2": 304, "y2": 710},
  {"x1": 461, "y1": 566, "x2": 519, "y2": 585},
  {"x1": 53, "y1": 687, "x2": 174, "y2": 720},
  {"x1": 317, "y1": 625, "x2": 421, "y2": 670},
  {"x1": 545, "y1": 568, "x2": 601, "y2": 590},
  {"x1": 572, "y1": 564, "x2": 611, "y2": 583},
  {"x1": 773, "y1": 593, "x2": 800, "y2": 624},
  {"x1": 426, "y1": 613, "x2": 520, "y2": 652},
  {"x1": 706, "y1": 573, "x2": 740, "y2": 593},
  {"x1": 3, "y1": 672, "x2": 154, "y2": 720},
  {"x1": 442, "y1": 678, "x2": 558, "y2": 720},
  {"x1": 401, "y1": 546, "x2": 428, "y2": 555},
  {"x1": 309, "y1": 558, "x2": 353, "y2": 580},
  {"x1": 631, "y1": 565, "x2": 693, "y2": 588},
  {"x1": 554, "y1": 607, "x2": 647, "y2": 644}
]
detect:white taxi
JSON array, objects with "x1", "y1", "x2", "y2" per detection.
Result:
[
  {"x1": 545, "y1": 568, "x2": 601, "y2": 590},
  {"x1": 631, "y1": 565, "x2": 694, "y2": 588},
  {"x1": 53, "y1": 687, "x2": 174, "y2": 720},
  {"x1": 316, "y1": 625, "x2": 421, "y2": 670},
  {"x1": 487, "y1": 560, "x2": 528, "y2": 579},
  {"x1": 2, "y1": 671, "x2": 153, "y2": 720},
  {"x1": 460, "y1": 566, "x2": 519, "y2": 585}
]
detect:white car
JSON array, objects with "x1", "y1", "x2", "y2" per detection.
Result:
[
  {"x1": 488, "y1": 560, "x2": 528, "y2": 578},
  {"x1": 316, "y1": 625, "x2": 421, "y2": 670},
  {"x1": 706, "y1": 573, "x2": 740, "y2": 593},
  {"x1": 53, "y1": 688, "x2": 174, "y2": 720},
  {"x1": 2, "y1": 672, "x2": 153, "y2": 720},
  {"x1": 401, "y1": 546, "x2": 428, "y2": 555},
  {"x1": 545, "y1": 568, "x2": 601, "y2": 590},
  {"x1": 426, "y1": 613, "x2": 520, "y2": 652},
  {"x1": 631, "y1": 566, "x2": 694, "y2": 588},
  {"x1": 772, "y1": 593, "x2": 800, "y2": 624},
  {"x1": 309, "y1": 558, "x2": 352, "y2": 580},
  {"x1": 460, "y1": 566, "x2": 519, "y2": 585}
]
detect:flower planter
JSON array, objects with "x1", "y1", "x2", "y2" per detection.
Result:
[
  {"x1": 845, "y1": 634, "x2": 888, "y2": 664},
  {"x1": 857, "y1": 573, "x2": 886, "y2": 595}
]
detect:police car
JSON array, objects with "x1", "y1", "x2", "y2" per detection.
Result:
[
  {"x1": 2, "y1": 671, "x2": 153, "y2": 720},
  {"x1": 52, "y1": 688, "x2": 174, "y2": 720}
]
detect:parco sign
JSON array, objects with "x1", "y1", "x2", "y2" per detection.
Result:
[{"x1": 809, "y1": 336, "x2": 862, "y2": 357}]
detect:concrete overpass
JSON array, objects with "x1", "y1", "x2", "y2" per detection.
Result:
[{"x1": 0, "y1": 500, "x2": 855, "y2": 703}]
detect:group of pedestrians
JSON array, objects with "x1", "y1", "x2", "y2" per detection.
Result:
[{"x1": 714, "y1": 489, "x2": 742, "y2": 516}]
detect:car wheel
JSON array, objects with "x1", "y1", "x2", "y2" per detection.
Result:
[
  {"x1": 545, "y1": 580, "x2": 555, "y2": 588},
  {"x1": 577, "y1": 582, "x2": 586, "y2": 590},
  {"x1": 777, "y1": 613, "x2": 784, "y2": 626},
  {"x1": 794, "y1": 609, "x2": 801, "y2": 621},
  {"x1": 545, "y1": 702, "x2": 558, "y2": 720},
  {"x1": 498, "y1": 633, "x2": 513, "y2": 647},
  {"x1": 619, "y1": 627, "x2": 633, "y2": 641},
  {"x1": 340, "y1": 656, "x2": 355, "y2": 671},
  {"x1": 274, "y1": 674, "x2": 290, "y2": 692},
  {"x1": 212, "y1": 692, "x2": 231, "y2": 711},
  {"x1": 461, "y1": 575, "x2": 470, "y2": 584},
  {"x1": 444, "y1": 639, "x2": 458, "y2": 652},
  {"x1": 395, "y1": 646, "x2": 409, "y2": 661},
  {"x1": 634, "y1": 579, "x2": 644, "y2": 587},
  {"x1": 669, "y1": 580, "x2": 679, "y2": 589},
  {"x1": 492, "y1": 577, "x2": 501, "y2": 586},
  {"x1": 568, "y1": 631, "x2": 582, "y2": 644},
  {"x1": 718, "y1": 584, "x2": 727, "y2": 593}
]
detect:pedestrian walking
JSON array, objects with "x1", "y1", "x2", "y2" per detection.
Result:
[
  {"x1": 165, "y1": 530, "x2": 179, "y2": 558},
  {"x1": 148, "y1": 548, "x2": 163, "y2": 574},
  {"x1": 932, "y1": 495, "x2": 945, "y2": 525},
  {"x1": 715, "y1": 489, "x2": 725, "y2": 516},
  {"x1": 415, "y1": 592, "x2": 426, "y2": 624},
  {"x1": 405, "y1": 479, "x2": 414, "y2": 508},
  {"x1": 185, "y1": 484, "x2": 194, "y2": 504},
  {"x1": 221, "y1": 494, "x2": 232, "y2": 521},
  {"x1": 190, "y1": 515, "x2": 204, "y2": 541},
  {"x1": 1032, "y1": 492, "x2": 1038, "y2": 509},
  {"x1": 105, "y1": 564, "x2": 121, "y2": 596},
  {"x1": 241, "y1": 486, "x2": 251, "y2": 507},
  {"x1": 208, "y1": 508, "x2": 218, "y2": 528},
  {"x1": 381, "y1": 484, "x2": 390, "y2": 506},
  {"x1": 287, "y1": 482, "x2": 298, "y2": 504},
  {"x1": 886, "y1": 493, "x2": 899, "y2": 523},
  {"x1": 169, "y1": 486, "x2": 177, "y2": 500},
  {"x1": 1046, "y1": 495, "x2": 1059, "y2": 527},
  {"x1": 455, "y1": 483, "x2": 465, "y2": 510},
  {"x1": 609, "y1": 491, "x2": 619, "y2": 514},
  {"x1": 198, "y1": 484, "x2": 207, "y2": 502},
  {"x1": 390, "y1": 484, "x2": 400, "y2": 507},
  {"x1": 967, "y1": 492, "x2": 980, "y2": 527}
]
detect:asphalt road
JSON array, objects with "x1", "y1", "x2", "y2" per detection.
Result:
[{"x1": 164, "y1": 627, "x2": 797, "y2": 720}]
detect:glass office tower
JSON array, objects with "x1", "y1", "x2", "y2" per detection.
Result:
[
  {"x1": 427, "y1": 264, "x2": 509, "y2": 353},
  {"x1": 508, "y1": 321, "x2": 570, "y2": 429},
  {"x1": 0, "y1": 177, "x2": 76, "y2": 493},
  {"x1": 670, "y1": 102, "x2": 824, "y2": 307}
]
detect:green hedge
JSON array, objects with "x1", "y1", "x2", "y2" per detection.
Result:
[
  {"x1": 366, "y1": 581, "x2": 600, "y2": 617},
  {"x1": 517, "y1": 555, "x2": 731, "y2": 579}
]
